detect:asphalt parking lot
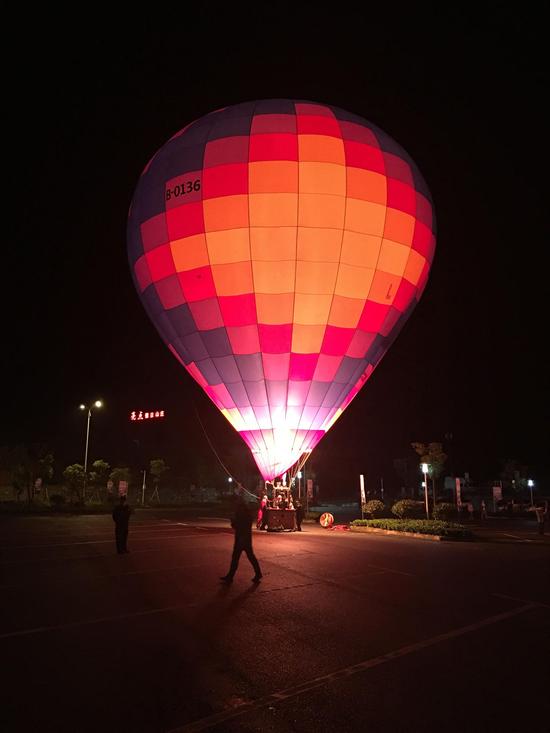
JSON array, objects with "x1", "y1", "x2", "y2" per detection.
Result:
[{"x1": 1, "y1": 511, "x2": 549, "y2": 732}]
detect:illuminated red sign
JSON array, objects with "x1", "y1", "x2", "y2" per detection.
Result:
[{"x1": 130, "y1": 410, "x2": 165, "y2": 421}]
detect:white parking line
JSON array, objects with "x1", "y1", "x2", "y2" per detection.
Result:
[
  {"x1": 0, "y1": 561, "x2": 219, "y2": 589},
  {"x1": 0, "y1": 604, "x2": 193, "y2": 639},
  {"x1": 493, "y1": 592, "x2": 550, "y2": 609},
  {"x1": 0, "y1": 532, "x2": 227, "y2": 550},
  {"x1": 367, "y1": 563, "x2": 416, "y2": 578},
  {"x1": 166, "y1": 603, "x2": 539, "y2": 733},
  {"x1": 0, "y1": 546, "x2": 190, "y2": 565}
]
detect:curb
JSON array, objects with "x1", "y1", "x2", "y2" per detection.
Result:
[{"x1": 350, "y1": 526, "x2": 458, "y2": 541}]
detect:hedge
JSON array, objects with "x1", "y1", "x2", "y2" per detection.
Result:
[{"x1": 350, "y1": 518, "x2": 473, "y2": 538}]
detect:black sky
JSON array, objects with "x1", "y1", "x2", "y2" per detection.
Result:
[{"x1": 4, "y1": 7, "x2": 549, "y2": 494}]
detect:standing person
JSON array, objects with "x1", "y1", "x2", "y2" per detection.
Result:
[
  {"x1": 534, "y1": 504, "x2": 547, "y2": 535},
  {"x1": 480, "y1": 499, "x2": 488, "y2": 520},
  {"x1": 467, "y1": 502, "x2": 474, "y2": 521},
  {"x1": 260, "y1": 494, "x2": 270, "y2": 531},
  {"x1": 256, "y1": 495, "x2": 264, "y2": 529},
  {"x1": 220, "y1": 494, "x2": 262, "y2": 583},
  {"x1": 295, "y1": 500, "x2": 304, "y2": 531},
  {"x1": 258, "y1": 493, "x2": 269, "y2": 528},
  {"x1": 112, "y1": 495, "x2": 132, "y2": 554}
]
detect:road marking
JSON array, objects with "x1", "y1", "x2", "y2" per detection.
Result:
[
  {"x1": 258, "y1": 582, "x2": 316, "y2": 594},
  {"x1": 166, "y1": 603, "x2": 538, "y2": 733},
  {"x1": 0, "y1": 527, "x2": 199, "y2": 547},
  {"x1": 0, "y1": 532, "x2": 228, "y2": 550},
  {"x1": 0, "y1": 562, "x2": 219, "y2": 590},
  {"x1": 0, "y1": 604, "x2": 194, "y2": 639},
  {"x1": 0, "y1": 546, "x2": 194, "y2": 565},
  {"x1": 367, "y1": 563, "x2": 416, "y2": 578},
  {"x1": 493, "y1": 593, "x2": 550, "y2": 609}
]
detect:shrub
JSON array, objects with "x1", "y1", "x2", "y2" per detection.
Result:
[
  {"x1": 363, "y1": 499, "x2": 385, "y2": 518},
  {"x1": 50, "y1": 494, "x2": 66, "y2": 509},
  {"x1": 350, "y1": 518, "x2": 473, "y2": 539},
  {"x1": 433, "y1": 502, "x2": 457, "y2": 521},
  {"x1": 391, "y1": 499, "x2": 425, "y2": 519}
]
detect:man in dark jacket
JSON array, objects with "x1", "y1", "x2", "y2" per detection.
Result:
[
  {"x1": 112, "y1": 496, "x2": 132, "y2": 554},
  {"x1": 220, "y1": 494, "x2": 262, "y2": 583}
]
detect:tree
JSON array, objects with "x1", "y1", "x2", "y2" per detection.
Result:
[
  {"x1": 194, "y1": 457, "x2": 220, "y2": 488},
  {"x1": 89, "y1": 459, "x2": 110, "y2": 495},
  {"x1": 500, "y1": 459, "x2": 529, "y2": 494},
  {"x1": 411, "y1": 442, "x2": 448, "y2": 501},
  {"x1": 149, "y1": 459, "x2": 169, "y2": 496},
  {"x1": 37, "y1": 453, "x2": 54, "y2": 484},
  {"x1": 6, "y1": 444, "x2": 54, "y2": 504},
  {"x1": 109, "y1": 467, "x2": 131, "y2": 496},
  {"x1": 393, "y1": 456, "x2": 417, "y2": 497},
  {"x1": 10, "y1": 462, "x2": 27, "y2": 502},
  {"x1": 63, "y1": 464, "x2": 86, "y2": 500}
]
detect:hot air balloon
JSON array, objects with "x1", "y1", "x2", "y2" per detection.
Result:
[{"x1": 127, "y1": 100, "x2": 436, "y2": 481}]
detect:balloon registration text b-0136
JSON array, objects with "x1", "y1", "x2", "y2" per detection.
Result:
[{"x1": 165, "y1": 179, "x2": 201, "y2": 201}]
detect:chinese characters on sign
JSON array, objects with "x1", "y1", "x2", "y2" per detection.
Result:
[{"x1": 130, "y1": 410, "x2": 165, "y2": 422}]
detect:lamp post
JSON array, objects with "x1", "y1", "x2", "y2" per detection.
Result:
[
  {"x1": 79, "y1": 400, "x2": 103, "y2": 499},
  {"x1": 528, "y1": 479, "x2": 534, "y2": 507},
  {"x1": 297, "y1": 470, "x2": 302, "y2": 500},
  {"x1": 421, "y1": 462, "x2": 430, "y2": 519}
]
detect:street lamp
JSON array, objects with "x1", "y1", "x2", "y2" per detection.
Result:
[
  {"x1": 528, "y1": 479, "x2": 535, "y2": 507},
  {"x1": 421, "y1": 462, "x2": 430, "y2": 519},
  {"x1": 79, "y1": 400, "x2": 103, "y2": 499},
  {"x1": 297, "y1": 470, "x2": 303, "y2": 500}
]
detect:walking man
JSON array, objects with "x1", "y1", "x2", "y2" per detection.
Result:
[
  {"x1": 221, "y1": 493, "x2": 262, "y2": 583},
  {"x1": 113, "y1": 495, "x2": 132, "y2": 554}
]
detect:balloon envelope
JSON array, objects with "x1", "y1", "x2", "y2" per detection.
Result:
[{"x1": 127, "y1": 100, "x2": 436, "y2": 480}]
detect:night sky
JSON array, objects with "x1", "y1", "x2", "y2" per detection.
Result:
[{"x1": 4, "y1": 8, "x2": 548, "y2": 495}]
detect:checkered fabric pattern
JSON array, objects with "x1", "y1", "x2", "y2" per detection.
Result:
[{"x1": 127, "y1": 100, "x2": 436, "y2": 479}]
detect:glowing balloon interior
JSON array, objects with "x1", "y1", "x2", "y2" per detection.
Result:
[{"x1": 127, "y1": 100, "x2": 436, "y2": 480}]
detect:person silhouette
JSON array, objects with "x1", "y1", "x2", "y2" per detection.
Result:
[
  {"x1": 480, "y1": 499, "x2": 488, "y2": 520},
  {"x1": 112, "y1": 495, "x2": 132, "y2": 554},
  {"x1": 260, "y1": 494, "x2": 270, "y2": 530},
  {"x1": 257, "y1": 493, "x2": 268, "y2": 528},
  {"x1": 295, "y1": 500, "x2": 304, "y2": 531},
  {"x1": 534, "y1": 503, "x2": 547, "y2": 535},
  {"x1": 220, "y1": 493, "x2": 262, "y2": 583}
]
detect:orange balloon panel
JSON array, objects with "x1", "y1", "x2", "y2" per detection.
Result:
[{"x1": 128, "y1": 100, "x2": 436, "y2": 480}]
